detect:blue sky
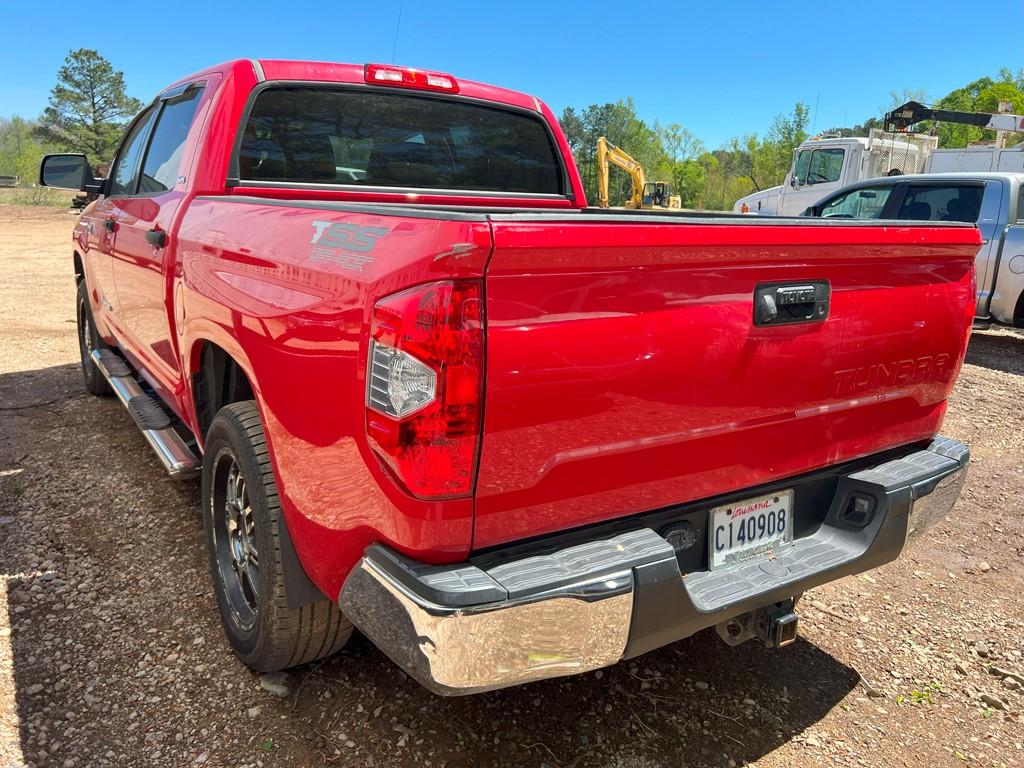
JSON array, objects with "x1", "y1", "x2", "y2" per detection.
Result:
[{"x1": 2, "y1": 0, "x2": 1021, "y2": 148}]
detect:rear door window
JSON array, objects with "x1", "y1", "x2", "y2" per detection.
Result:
[
  {"x1": 896, "y1": 184, "x2": 984, "y2": 222},
  {"x1": 237, "y1": 87, "x2": 564, "y2": 195},
  {"x1": 818, "y1": 185, "x2": 893, "y2": 218}
]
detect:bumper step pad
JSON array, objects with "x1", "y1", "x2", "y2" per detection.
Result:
[{"x1": 685, "y1": 535, "x2": 855, "y2": 613}]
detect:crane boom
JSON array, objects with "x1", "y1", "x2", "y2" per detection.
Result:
[{"x1": 885, "y1": 100, "x2": 1024, "y2": 135}]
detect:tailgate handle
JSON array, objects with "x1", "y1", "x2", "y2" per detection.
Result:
[{"x1": 754, "y1": 281, "x2": 830, "y2": 326}]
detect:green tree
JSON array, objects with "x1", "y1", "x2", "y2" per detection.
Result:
[
  {"x1": 0, "y1": 117, "x2": 53, "y2": 181},
  {"x1": 660, "y1": 124, "x2": 705, "y2": 207},
  {"x1": 819, "y1": 117, "x2": 882, "y2": 138},
  {"x1": 886, "y1": 88, "x2": 929, "y2": 111},
  {"x1": 998, "y1": 67, "x2": 1024, "y2": 92},
  {"x1": 769, "y1": 103, "x2": 809, "y2": 149},
  {"x1": 659, "y1": 124, "x2": 704, "y2": 163},
  {"x1": 559, "y1": 99, "x2": 670, "y2": 205},
  {"x1": 35, "y1": 49, "x2": 142, "y2": 166},
  {"x1": 702, "y1": 103, "x2": 808, "y2": 202}
]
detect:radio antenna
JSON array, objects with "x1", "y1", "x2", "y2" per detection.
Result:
[{"x1": 391, "y1": 0, "x2": 404, "y2": 64}]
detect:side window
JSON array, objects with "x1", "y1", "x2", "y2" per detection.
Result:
[
  {"x1": 806, "y1": 149, "x2": 844, "y2": 185},
  {"x1": 897, "y1": 185, "x2": 983, "y2": 222},
  {"x1": 793, "y1": 150, "x2": 811, "y2": 185},
  {"x1": 109, "y1": 108, "x2": 157, "y2": 196},
  {"x1": 819, "y1": 186, "x2": 893, "y2": 218},
  {"x1": 138, "y1": 89, "x2": 203, "y2": 194}
]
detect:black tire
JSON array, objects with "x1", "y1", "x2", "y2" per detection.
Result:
[
  {"x1": 201, "y1": 401, "x2": 353, "y2": 672},
  {"x1": 76, "y1": 280, "x2": 112, "y2": 397}
]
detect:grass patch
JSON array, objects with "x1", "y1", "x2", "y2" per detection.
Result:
[
  {"x1": 0, "y1": 186, "x2": 77, "y2": 207},
  {"x1": 895, "y1": 682, "x2": 943, "y2": 706}
]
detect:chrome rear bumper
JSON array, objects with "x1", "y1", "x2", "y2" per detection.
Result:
[{"x1": 339, "y1": 437, "x2": 968, "y2": 695}]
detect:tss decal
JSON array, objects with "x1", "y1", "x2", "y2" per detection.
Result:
[
  {"x1": 308, "y1": 220, "x2": 390, "y2": 272},
  {"x1": 310, "y1": 221, "x2": 389, "y2": 252}
]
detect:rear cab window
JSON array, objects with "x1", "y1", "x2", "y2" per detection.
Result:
[
  {"x1": 896, "y1": 184, "x2": 984, "y2": 223},
  {"x1": 236, "y1": 87, "x2": 565, "y2": 196}
]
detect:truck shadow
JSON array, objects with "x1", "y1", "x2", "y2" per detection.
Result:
[
  {"x1": 308, "y1": 629, "x2": 858, "y2": 767},
  {"x1": 1, "y1": 362, "x2": 856, "y2": 768},
  {"x1": 967, "y1": 330, "x2": 1024, "y2": 376}
]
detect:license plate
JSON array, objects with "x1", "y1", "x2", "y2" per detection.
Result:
[{"x1": 709, "y1": 490, "x2": 793, "y2": 569}]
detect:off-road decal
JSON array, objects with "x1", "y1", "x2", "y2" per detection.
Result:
[{"x1": 309, "y1": 220, "x2": 389, "y2": 271}]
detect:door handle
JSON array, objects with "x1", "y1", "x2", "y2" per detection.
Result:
[
  {"x1": 103, "y1": 219, "x2": 116, "y2": 232},
  {"x1": 145, "y1": 228, "x2": 167, "y2": 248}
]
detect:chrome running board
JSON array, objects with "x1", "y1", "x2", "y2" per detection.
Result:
[{"x1": 90, "y1": 350, "x2": 200, "y2": 479}]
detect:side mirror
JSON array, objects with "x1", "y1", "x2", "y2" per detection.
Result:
[
  {"x1": 39, "y1": 153, "x2": 101, "y2": 192},
  {"x1": 789, "y1": 175, "x2": 799, "y2": 189}
]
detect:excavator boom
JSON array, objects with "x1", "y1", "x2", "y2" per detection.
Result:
[{"x1": 597, "y1": 136, "x2": 647, "y2": 208}]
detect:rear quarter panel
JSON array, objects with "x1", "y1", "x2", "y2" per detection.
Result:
[{"x1": 176, "y1": 197, "x2": 492, "y2": 598}]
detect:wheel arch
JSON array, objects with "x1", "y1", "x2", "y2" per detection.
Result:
[
  {"x1": 188, "y1": 336, "x2": 326, "y2": 609},
  {"x1": 188, "y1": 338, "x2": 257, "y2": 443},
  {"x1": 73, "y1": 251, "x2": 85, "y2": 284}
]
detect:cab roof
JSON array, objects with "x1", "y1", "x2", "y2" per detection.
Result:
[{"x1": 161, "y1": 59, "x2": 544, "y2": 114}]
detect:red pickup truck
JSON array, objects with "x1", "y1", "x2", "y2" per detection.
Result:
[{"x1": 40, "y1": 59, "x2": 976, "y2": 695}]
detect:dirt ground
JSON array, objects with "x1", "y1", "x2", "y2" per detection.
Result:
[{"x1": 0, "y1": 203, "x2": 1021, "y2": 768}]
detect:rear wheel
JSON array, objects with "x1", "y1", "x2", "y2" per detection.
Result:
[
  {"x1": 202, "y1": 401, "x2": 353, "y2": 672},
  {"x1": 76, "y1": 280, "x2": 111, "y2": 397}
]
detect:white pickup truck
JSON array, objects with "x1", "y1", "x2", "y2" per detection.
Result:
[{"x1": 800, "y1": 171, "x2": 1024, "y2": 328}]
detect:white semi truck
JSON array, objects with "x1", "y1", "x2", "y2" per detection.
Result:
[{"x1": 734, "y1": 101, "x2": 1024, "y2": 215}]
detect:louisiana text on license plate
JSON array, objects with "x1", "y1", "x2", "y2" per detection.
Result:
[{"x1": 710, "y1": 490, "x2": 793, "y2": 569}]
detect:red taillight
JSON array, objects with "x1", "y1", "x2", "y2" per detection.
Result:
[
  {"x1": 364, "y1": 63, "x2": 460, "y2": 93},
  {"x1": 366, "y1": 280, "x2": 482, "y2": 499}
]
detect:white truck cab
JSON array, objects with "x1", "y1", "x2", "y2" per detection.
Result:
[{"x1": 734, "y1": 131, "x2": 937, "y2": 216}]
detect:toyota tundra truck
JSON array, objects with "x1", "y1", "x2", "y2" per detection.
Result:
[{"x1": 39, "y1": 59, "x2": 977, "y2": 695}]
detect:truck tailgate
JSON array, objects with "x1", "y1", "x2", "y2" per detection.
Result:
[{"x1": 474, "y1": 216, "x2": 979, "y2": 548}]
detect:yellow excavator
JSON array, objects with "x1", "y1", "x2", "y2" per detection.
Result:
[{"x1": 596, "y1": 136, "x2": 681, "y2": 210}]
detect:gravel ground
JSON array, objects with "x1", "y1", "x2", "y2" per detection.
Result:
[{"x1": 1, "y1": 204, "x2": 1021, "y2": 768}]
